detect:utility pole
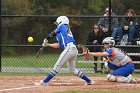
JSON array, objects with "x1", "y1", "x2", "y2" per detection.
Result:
[{"x1": 108, "y1": 0, "x2": 112, "y2": 34}]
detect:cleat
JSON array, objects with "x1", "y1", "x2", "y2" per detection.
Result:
[
  {"x1": 127, "y1": 74, "x2": 137, "y2": 83},
  {"x1": 34, "y1": 80, "x2": 48, "y2": 86},
  {"x1": 85, "y1": 80, "x2": 95, "y2": 85},
  {"x1": 130, "y1": 78, "x2": 138, "y2": 83}
]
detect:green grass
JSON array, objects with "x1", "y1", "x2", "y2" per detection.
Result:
[
  {"x1": 56, "y1": 90, "x2": 139, "y2": 93},
  {"x1": 0, "y1": 72, "x2": 140, "y2": 77},
  {"x1": 2, "y1": 53, "x2": 93, "y2": 68}
]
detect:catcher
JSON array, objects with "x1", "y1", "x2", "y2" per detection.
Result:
[
  {"x1": 35, "y1": 16, "x2": 94, "y2": 86},
  {"x1": 85, "y1": 37, "x2": 137, "y2": 83}
]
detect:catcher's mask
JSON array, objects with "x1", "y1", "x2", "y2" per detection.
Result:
[{"x1": 102, "y1": 37, "x2": 115, "y2": 47}]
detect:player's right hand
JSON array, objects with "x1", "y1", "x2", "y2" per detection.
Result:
[{"x1": 42, "y1": 39, "x2": 49, "y2": 47}]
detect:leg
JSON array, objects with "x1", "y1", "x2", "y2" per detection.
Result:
[
  {"x1": 108, "y1": 62, "x2": 119, "y2": 70},
  {"x1": 93, "y1": 56, "x2": 98, "y2": 72},
  {"x1": 107, "y1": 74, "x2": 131, "y2": 83},
  {"x1": 128, "y1": 26, "x2": 137, "y2": 43},
  {"x1": 67, "y1": 57, "x2": 94, "y2": 84},
  {"x1": 101, "y1": 62, "x2": 105, "y2": 73},
  {"x1": 43, "y1": 46, "x2": 75, "y2": 83},
  {"x1": 107, "y1": 63, "x2": 135, "y2": 83},
  {"x1": 117, "y1": 26, "x2": 124, "y2": 42},
  {"x1": 111, "y1": 27, "x2": 118, "y2": 39}
]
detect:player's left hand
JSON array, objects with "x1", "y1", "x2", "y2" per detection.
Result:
[{"x1": 42, "y1": 39, "x2": 49, "y2": 47}]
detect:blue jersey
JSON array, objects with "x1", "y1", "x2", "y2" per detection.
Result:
[{"x1": 54, "y1": 24, "x2": 76, "y2": 49}]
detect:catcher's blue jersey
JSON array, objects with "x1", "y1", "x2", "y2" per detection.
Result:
[{"x1": 54, "y1": 24, "x2": 76, "y2": 49}]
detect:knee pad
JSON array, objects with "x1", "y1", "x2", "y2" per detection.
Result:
[{"x1": 107, "y1": 74, "x2": 116, "y2": 81}]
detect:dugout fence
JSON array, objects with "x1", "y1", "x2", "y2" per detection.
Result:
[{"x1": 1, "y1": 0, "x2": 140, "y2": 73}]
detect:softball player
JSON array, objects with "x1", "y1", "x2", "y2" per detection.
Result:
[
  {"x1": 35, "y1": 16, "x2": 94, "y2": 85},
  {"x1": 88, "y1": 37, "x2": 137, "y2": 83}
]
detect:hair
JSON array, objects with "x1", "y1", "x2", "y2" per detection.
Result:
[
  {"x1": 92, "y1": 24, "x2": 102, "y2": 36},
  {"x1": 125, "y1": 9, "x2": 136, "y2": 16}
]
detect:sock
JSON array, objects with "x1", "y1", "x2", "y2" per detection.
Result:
[
  {"x1": 81, "y1": 74, "x2": 91, "y2": 83},
  {"x1": 43, "y1": 73, "x2": 54, "y2": 83},
  {"x1": 43, "y1": 70, "x2": 57, "y2": 83},
  {"x1": 74, "y1": 69, "x2": 91, "y2": 83}
]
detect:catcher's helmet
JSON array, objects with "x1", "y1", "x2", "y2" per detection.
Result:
[
  {"x1": 55, "y1": 16, "x2": 69, "y2": 27},
  {"x1": 102, "y1": 37, "x2": 115, "y2": 47}
]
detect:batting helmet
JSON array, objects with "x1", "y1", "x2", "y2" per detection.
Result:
[{"x1": 55, "y1": 16, "x2": 69, "y2": 27}]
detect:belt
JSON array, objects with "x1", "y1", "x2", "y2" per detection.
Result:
[{"x1": 64, "y1": 42, "x2": 75, "y2": 48}]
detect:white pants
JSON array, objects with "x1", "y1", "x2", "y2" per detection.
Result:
[{"x1": 53, "y1": 43, "x2": 78, "y2": 72}]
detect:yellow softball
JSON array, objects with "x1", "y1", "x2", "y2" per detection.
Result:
[{"x1": 28, "y1": 37, "x2": 33, "y2": 42}]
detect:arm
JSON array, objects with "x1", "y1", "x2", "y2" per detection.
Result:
[
  {"x1": 88, "y1": 51, "x2": 109, "y2": 57},
  {"x1": 48, "y1": 43, "x2": 60, "y2": 48},
  {"x1": 46, "y1": 31, "x2": 57, "y2": 40}
]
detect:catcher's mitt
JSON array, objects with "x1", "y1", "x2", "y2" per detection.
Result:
[
  {"x1": 77, "y1": 44, "x2": 90, "y2": 60},
  {"x1": 77, "y1": 44, "x2": 88, "y2": 55}
]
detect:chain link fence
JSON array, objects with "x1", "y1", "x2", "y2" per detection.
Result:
[{"x1": 1, "y1": 0, "x2": 140, "y2": 73}]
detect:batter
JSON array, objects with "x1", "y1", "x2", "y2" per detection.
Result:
[{"x1": 35, "y1": 16, "x2": 94, "y2": 85}]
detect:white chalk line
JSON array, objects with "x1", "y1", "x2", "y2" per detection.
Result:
[
  {"x1": 0, "y1": 81, "x2": 75, "y2": 92},
  {"x1": 0, "y1": 81, "x2": 35, "y2": 87},
  {"x1": 0, "y1": 86, "x2": 39, "y2": 92}
]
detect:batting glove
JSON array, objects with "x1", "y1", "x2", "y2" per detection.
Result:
[{"x1": 42, "y1": 39, "x2": 49, "y2": 47}]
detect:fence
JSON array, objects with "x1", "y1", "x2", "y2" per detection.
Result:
[{"x1": 1, "y1": 0, "x2": 140, "y2": 73}]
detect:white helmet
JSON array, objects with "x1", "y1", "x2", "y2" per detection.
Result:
[
  {"x1": 55, "y1": 16, "x2": 69, "y2": 26},
  {"x1": 102, "y1": 37, "x2": 115, "y2": 47}
]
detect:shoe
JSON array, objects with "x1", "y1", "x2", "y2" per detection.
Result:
[
  {"x1": 127, "y1": 74, "x2": 137, "y2": 83},
  {"x1": 131, "y1": 78, "x2": 138, "y2": 83},
  {"x1": 34, "y1": 80, "x2": 48, "y2": 86},
  {"x1": 85, "y1": 80, "x2": 95, "y2": 85}
]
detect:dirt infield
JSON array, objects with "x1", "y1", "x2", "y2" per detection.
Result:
[{"x1": 0, "y1": 76, "x2": 140, "y2": 93}]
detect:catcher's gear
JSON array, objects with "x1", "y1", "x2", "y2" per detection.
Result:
[
  {"x1": 84, "y1": 52, "x2": 90, "y2": 61},
  {"x1": 54, "y1": 16, "x2": 69, "y2": 27},
  {"x1": 77, "y1": 44, "x2": 89, "y2": 56},
  {"x1": 77, "y1": 44, "x2": 90, "y2": 60},
  {"x1": 102, "y1": 37, "x2": 115, "y2": 47}
]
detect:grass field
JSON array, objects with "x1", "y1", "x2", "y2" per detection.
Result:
[
  {"x1": 2, "y1": 53, "x2": 94, "y2": 68},
  {"x1": 0, "y1": 72, "x2": 140, "y2": 77}
]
